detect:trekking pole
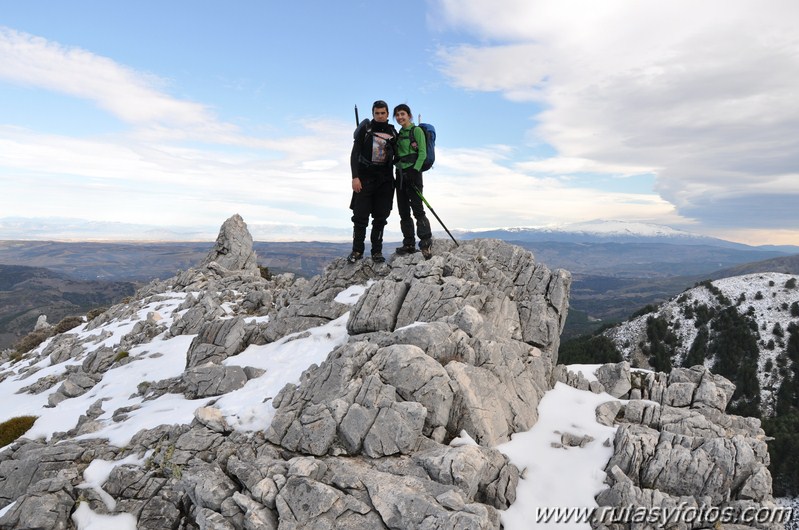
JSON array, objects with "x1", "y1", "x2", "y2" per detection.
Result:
[
  {"x1": 354, "y1": 104, "x2": 360, "y2": 127},
  {"x1": 409, "y1": 183, "x2": 459, "y2": 246}
]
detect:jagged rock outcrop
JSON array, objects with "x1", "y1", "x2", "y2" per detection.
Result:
[
  {"x1": 0, "y1": 217, "x2": 570, "y2": 529},
  {"x1": 265, "y1": 238, "x2": 567, "y2": 454},
  {"x1": 346, "y1": 240, "x2": 569, "y2": 355},
  {"x1": 555, "y1": 363, "x2": 785, "y2": 530},
  {"x1": 200, "y1": 213, "x2": 260, "y2": 277},
  {"x1": 33, "y1": 315, "x2": 52, "y2": 333}
]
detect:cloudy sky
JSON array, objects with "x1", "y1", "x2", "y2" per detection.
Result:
[{"x1": 1, "y1": 0, "x2": 798, "y2": 245}]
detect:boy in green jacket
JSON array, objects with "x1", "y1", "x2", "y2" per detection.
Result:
[{"x1": 393, "y1": 103, "x2": 432, "y2": 259}]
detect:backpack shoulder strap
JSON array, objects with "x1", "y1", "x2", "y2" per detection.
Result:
[
  {"x1": 408, "y1": 125, "x2": 419, "y2": 151},
  {"x1": 398, "y1": 126, "x2": 421, "y2": 165}
]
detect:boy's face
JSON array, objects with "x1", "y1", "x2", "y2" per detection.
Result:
[{"x1": 373, "y1": 107, "x2": 389, "y2": 122}]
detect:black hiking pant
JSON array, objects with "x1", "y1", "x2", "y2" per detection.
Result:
[
  {"x1": 350, "y1": 176, "x2": 394, "y2": 255},
  {"x1": 396, "y1": 168, "x2": 432, "y2": 248}
]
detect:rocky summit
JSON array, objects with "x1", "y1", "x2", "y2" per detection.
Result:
[{"x1": 0, "y1": 215, "x2": 788, "y2": 530}]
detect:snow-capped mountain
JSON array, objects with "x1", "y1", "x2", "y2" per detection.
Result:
[
  {"x1": 519, "y1": 220, "x2": 699, "y2": 238},
  {"x1": 458, "y1": 219, "x2": 751, "y2": 247}
]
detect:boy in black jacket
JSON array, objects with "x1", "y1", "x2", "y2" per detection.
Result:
[{"x1": 348, "y1": 100, "x2": 397, "y2": 263}]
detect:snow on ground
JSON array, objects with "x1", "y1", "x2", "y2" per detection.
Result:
[
  {"x1": 1, "y1": 292, "x2": 190, "y2": 431},
  {"x1": 778, "y1": 497, "x2": 799, "y2": 530},
  {"x1": 609, "y1": 273, "x2": 798, "y2": 359},
  {"x1": 217, "y1": 313, "x2": 350, "y2": 431},
  {"x1": 71, "y1": 503, "x2": 137, "y2": 530},
  {"x1": 1, "y1": 280, "x2": 625, "y2": 528},
  {"x1": 498, "y1": 368, "x2": 619, "y2": 530}
]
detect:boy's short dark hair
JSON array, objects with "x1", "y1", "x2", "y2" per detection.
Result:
[
  {"x1": 372, "y1": 100, "x2": 388, "y2": 112},
  {"x1": 393, "y1": 103, "x2": 412, "y2": 117}
]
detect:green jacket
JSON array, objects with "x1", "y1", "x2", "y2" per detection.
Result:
[{"x1": 395, "y1": 124, "x2": 427, "y2": 172}]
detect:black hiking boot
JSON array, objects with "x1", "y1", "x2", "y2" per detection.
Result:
[
  {"x1": 420, "y1": 240, "x2": 433, "y2": 260},
  {"x1": 371, "y1": 252, "x2": 386, "y2": 263},
  {"x1": 347, "y1": 251, "x2": 363, "y2": 263},
  {"x1": 395, "y1": 244, "x2": 418, "y2": 256}
]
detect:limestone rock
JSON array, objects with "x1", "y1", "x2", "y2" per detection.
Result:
[
  {"x1": 201, "y1": 214, "x2": 260, "y2": 276},
  {"x1": 183, "y1": 365, "x2": 248, "y2": 399},
  {"x1": 347, "y1": 239, "x2": 570, "y2": 356},
  {"x1": 186, "y1": 317, "x2": 249, "y2": 369},
  {"x1": 33, "y1": 315, "x2": 52, "y2": 332},
  {"x1": 595, "y1": 361, "x2": 632, "y2": 398},
  {"x1": 596, "y1": 400, "x2": 624, "y2": 427},
  {"x1": 595, "y1": 366, "x2": 777, "y2": 528}
]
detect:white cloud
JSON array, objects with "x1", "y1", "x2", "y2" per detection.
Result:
[
  {"x1": 516, "y1": 156, "x2": 656, "y2": 177},
  {"x1": 435, "y1": 0, "x2": 799, "y2": 231},
  {"x1": 0, "y1": 27, "x2": 221, "y2": 129},
  {"x1": 0, "y1": 123, "x2": 353, "y2": 229},
  {"x1": 424, "y1": 146, "x2": 681, "y2": 230},
  {"x1": 0, "y1": 27, "x2": 358, "y2": 231}
]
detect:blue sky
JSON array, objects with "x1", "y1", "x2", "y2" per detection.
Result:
[{"x1": 1, "y1": 0, "x2": 798, "y2": 245}]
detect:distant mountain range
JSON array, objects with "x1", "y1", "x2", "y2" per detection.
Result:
[
  {"x1": 460, "y1": 219, "x2": 707, "y2": 241},
  {"x1": 4, "y1": 217, "x2": 799, "y2": 253},
  {"x1": 457, "y1": 220, "x2": 799, "y2": 253},
  {"x1": 2, "y1": 219, "x2": 798, "y2": 347},
  {"x1": 3, "y1": 218, "x2": 798, "y2": 279}
]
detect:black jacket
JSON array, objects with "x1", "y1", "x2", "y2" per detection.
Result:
[{"x1": 350, "y1": 120, "x2": 397, "y2": 180}]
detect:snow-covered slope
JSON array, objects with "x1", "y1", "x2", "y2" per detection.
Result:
[
  {"x1": 604, "y1": 272, "x2": 799, "y2": 413},
  {"x1": 0, "y1": 289, "x2": 357, "y2": 446}
]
